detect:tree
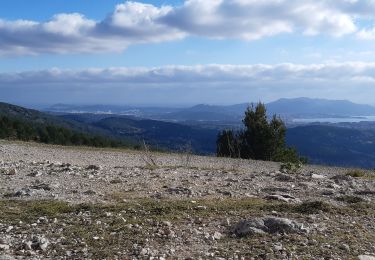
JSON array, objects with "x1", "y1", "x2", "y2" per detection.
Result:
[
  {"x1": 216, "y1": 130, "x2": 240, "y2": 158},
  {"x1": 217, "y1": 102, "x2": 302, "y2": 163}
]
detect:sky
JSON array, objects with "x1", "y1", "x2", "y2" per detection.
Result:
[{"x1": 2, "y1": 0, "x2": 375, "y2": 107}]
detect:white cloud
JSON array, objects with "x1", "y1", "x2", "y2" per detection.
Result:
[
  {"x1": 97, "y1": 2, "x2": 185, "y2": 43},
  {"x1": 3, "y1": 63, "x2": 375, "y2": 83},
  {"x1": 109, "y1": 2, "x2": 170, "y2": 28},
  {"x1": 357, "y1": 27, "x2": 375, "y2": 39},
  {"x1": 162, "y1": 0, "x2": 356, "y2": 39},
  {"x1": 2, "y1": 63, "x2": 375, "y2": 105},
  {"x1": 0, "y1": 2, "x2": 184, "y2": 55},
  {"x1": 43, "y1": 13, "x2": 95, "y2": 36},
  {"x1": 2, "y1": 0, "x2": 375, "y2": 55},
  {"x1": 0, "y1": 15, "x2": 109, "y2": 55},
  {"x1": 327, "y1": 0, "x2": 375, "y2": 18}
]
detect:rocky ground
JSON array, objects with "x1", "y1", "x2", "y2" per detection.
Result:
[{"x1": 0, "y1": 140, "x2": 374, "y2": 259}]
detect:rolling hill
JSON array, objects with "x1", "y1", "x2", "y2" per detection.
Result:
[
  {"x1": 0, "y1": 103, "x2": 126, "y2": 148},
  {"x1": 0, "y1": 102, "x2": 218, "y2": 154},
  {"x1": 62, "y1": 114, "x2": 218, "y2": 154},
  {"x1": 286, "y1": 125, "x2": 375, "y2": 169}
]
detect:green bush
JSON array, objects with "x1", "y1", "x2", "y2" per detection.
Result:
[
  {"x1": 294, "y1": 201, "x2": 331, "y2": 214},
  {"x1": 346, "y1": 170, "x2": 366, "y2": 178},
  {"x1": 280, "y1": 161, "x2": 303, "y2": 174},
  {"x1": 336, "y1": 195, "x2": 364, "y2": 204}
]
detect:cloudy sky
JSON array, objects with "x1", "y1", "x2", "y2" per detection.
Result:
[{"x1": 2, "y1": 0, "x2": 375, "y2": 107}]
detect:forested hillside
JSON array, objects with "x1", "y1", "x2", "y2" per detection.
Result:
[
  {"x1": 0, "y1": 114, "x2": 127, "y2": 148},
  {"x1": 287, "y1": 125, "x2": 375, "y2": 168}
]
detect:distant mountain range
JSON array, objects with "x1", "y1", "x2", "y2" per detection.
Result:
[
  {"x1": 4, "y1": 100, "x2": 375, "y2": 168},
  {"x1": 46, "y1": 97, "x2": 375, "y2": 123},
  {"x1": 267, "y1": 97, "x2": 375, "y2": 117}
]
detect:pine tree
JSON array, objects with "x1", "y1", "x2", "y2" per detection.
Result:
[{"x1": 217, "y1": 102, "x2": 302, "y2": 163}]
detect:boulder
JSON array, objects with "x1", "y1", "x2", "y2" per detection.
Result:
[
  {"x1": 263, "y1": 217, "x2": 302, "y2": 234},
  {"x1": 232, "y1": 217, "x2": 307, "y2": 237},
  {"x1": 232, "y1": 218, "x2": 266, "y2": 237}
]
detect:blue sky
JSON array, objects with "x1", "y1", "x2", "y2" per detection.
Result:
[
  {"x1": 0, "y1": 0, "x2": 184, "y2": 20},
  {"x1": 1, "y1": 0, "x2": 375, "y2": 106}
]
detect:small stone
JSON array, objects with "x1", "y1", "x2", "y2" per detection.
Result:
[
  {"x1": 0, "y1": 244, "x2": 10, "y2": 251},
  {"x1": 7, "y1": 169, "x2": 17, "y2": 175},
  {"x1": 28, "y1": 171, "x2": 42, "y2": 177},
  {"x1": 222, "y1": 218, "x2": 231, "y2": 227},
  {"x1": 39, "y1": 238, "x2": 49, "y2": 251},
  {"x1": 312, "y1": 174, "x2": 325, "y2": 179},
  {"x1": 340, "y1": 244, "x2": 350, "y2": 252},
  {"x1": 83, "y1": 190, "x2": 96, "y2": 195},
  {"x1": 6, "y1": 226, "x2": 13, "y2": 232},
  {"x1": 220, "y1": 191, "x2": 233, "y2": 197},
  {"x1": 24, "y1": 241, "x2": 33, "y2": 250},
  {"x1": 37, "y1": 217, "x2": 49, "y2": 224},
  {"x1": 86, "y1": 165, "x2": 100, "y2": 170},
  {"x1": 25, "y1": 236, "x2": 49, "y2": 251},
  {"x1": 5, "y1": 188, "x2": 32, "y2": 197},
  {"x1": 358, "y1": 256, "x2": 375, "y2": 260},
  {"x1": 273, "y1": 243, "x2": 283, "y2": 251},
  {"x1": 265, "y1": 194, "x2": 300, "y2": 203},
  {"x1": 162, "y1": 221, "x2": 172, "y2": 227},
  {"x1": 327, "y1": 183, "x2": 341, "y2": 189},
  {"x1": 30, "y1": 183, "x2": 51, "y2": 191},
  {"x1": 139, "y1": 248, "x2": 148, "y2": 256},
  {"x1": 212, "y1": 232, "x2": 223, "y2": 240},
  {"x1": 194, "y1": 205, "x2": 207, "y2": 210}
]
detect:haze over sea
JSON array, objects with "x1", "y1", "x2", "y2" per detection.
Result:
[{"x1": 293, "y1": 116, "x2": 375, "y2": 123}]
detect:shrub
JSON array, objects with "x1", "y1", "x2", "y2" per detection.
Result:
[
  {"x1": 179, "y1": 142, "x2": 193, "y2": 167},
  {"x1": 336, "y1": 195, "x2": 364, "y2": 204},
  {"x1": 140, "y1": 140, "x2": 158, "y2": 169},
  {"x1": 346, "y1": 170, "x2": 366, "y2": 178},
  {"x1": 294, "y1": 201, "x2": 331, "y2": 214},
  {"x1": 280, "y1": 161, "x2": 303, "y2": 174}
]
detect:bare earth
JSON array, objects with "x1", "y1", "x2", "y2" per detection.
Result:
[{"x1": 0, "y1": 140, "x2": 374, "y2": 259}]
